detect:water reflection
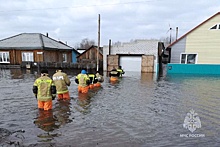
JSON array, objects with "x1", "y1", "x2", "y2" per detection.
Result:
[
  {"x1": 0, "y1": 68, "x2": 39, "y2": 79},
  {"x1": 109, "y1": 79, "x2": 120, "y2": 85},
  {"x1": 75, "y1": 93, "x2": 91, "y2": 115},
  {"x1": 1, "y1": 69, "x2": 220, "y2": 146},
  {"x1": 53, "y1": 100, "x2": 72, "y2": 126},
  {"x1": 34, "y1": 110, "x2": 59, "y2": 132},
  {"x1": 74, "y1": 86, "x2": 102, "y2": 115},
  {"x1": 0, "y1": 68, "x2": 83, "y2": 80},
  {"x1": 34, "y1": 100, "x2": 74, "y2": 131}
]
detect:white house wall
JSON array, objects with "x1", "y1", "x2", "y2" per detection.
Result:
[
  {"x1": 170, "y1": 37, "x2": 186, "y2": 63},
  {"x1": 103, "y1": 39, "x2": 158, "y2": 72}
]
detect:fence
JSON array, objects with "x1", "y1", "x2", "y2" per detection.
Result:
[{"x1": 20, "y1": 61, "x2": 103, "y2": 70}]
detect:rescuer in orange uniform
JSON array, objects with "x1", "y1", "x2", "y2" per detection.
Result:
[
  {"x1": 52, "y1": 67, "x2": 71, "y2": 100},
  {"x1": 88, "y1": 73, "x2": 97, "y2": 89},
  {"x1": 94, "y1": 71, "x2": 104, "y2": 87},
  {"x1": 117, "y1": 66, "x2": 125, "y2": 77},
  {"x1": 109, "y1": 68, "x2": 120, "y2": 82},
  {"x1": 33, "y1": 69, "x2": 56, "y2": 111},
  {"x1": 75, "y1": 70, "x2": 91, "y2": 93}
]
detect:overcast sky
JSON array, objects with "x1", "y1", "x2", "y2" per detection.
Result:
[{"x1": 0, "y1": 0, "x2": 219, "y2": 48}]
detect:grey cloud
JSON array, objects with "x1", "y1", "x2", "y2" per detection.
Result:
[{"x1": 0, "y1": 0, "x2": 219, "y2": 47}]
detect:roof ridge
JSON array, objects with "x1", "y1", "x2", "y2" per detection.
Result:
[
  {"x1": 41, "y1": 33, "x2": 74, "y2": 49},
  {"x1": 0, "y1": 33, "x2": 76, "y2": 51},
  {"x1": 167, "y1": 12, "x2": 220, "y2": 48},
  {"x1": 0, "y1": 33, "x2": 23, "y2": 42},
  {"x1": 39, "y1": 34, "x2": 44, "y2": 48}
]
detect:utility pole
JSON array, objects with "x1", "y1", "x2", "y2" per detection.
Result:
[{"x1": 97, "y1": 14, "x2": 100, "y2": 71}]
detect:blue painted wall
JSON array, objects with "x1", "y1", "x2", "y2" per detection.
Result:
[
  {"x1": 167, "y1": 64, "x2": 220, "y2": 75},
  {"x1": 72, "y1": 50, "x2": 79, "y2": 63}
]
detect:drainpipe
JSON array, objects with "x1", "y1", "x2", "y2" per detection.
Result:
[{"x1": 158, "y1": 42, "x2": 163, "y2": 76}]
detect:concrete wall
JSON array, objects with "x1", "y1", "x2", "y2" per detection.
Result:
[
  {"x1": 141, "y1": 55, "x2": 154, "y2": 72},
  {"x1": 103, "y1": 39, "x2": 159, "y2": 72}
]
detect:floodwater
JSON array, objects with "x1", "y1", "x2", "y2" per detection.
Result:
[{"x1": 1, "y1": 68, "x2": 220, "y2": 147}]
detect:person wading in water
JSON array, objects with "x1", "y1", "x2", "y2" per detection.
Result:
[
  {"x1": 75, "y1": 70, "x2": 91, "y2": 94},
  {"x1": 52, "y1": 67, "x2": 71, "y2": 100},
  {"x1": 33, "y1": 69, "x2": 56, "y2": 111}
]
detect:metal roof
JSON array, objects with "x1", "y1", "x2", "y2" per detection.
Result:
[
  {"x1": 0, "y1": 33, "x2": 73, "y2": 50},
  {"x1": 77, "y1": 45, "x2": 103, "y2": 58}
]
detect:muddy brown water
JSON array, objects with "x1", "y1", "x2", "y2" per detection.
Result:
[{"x1": 0, "y1": 68, "x2": 220, "y2": 146}]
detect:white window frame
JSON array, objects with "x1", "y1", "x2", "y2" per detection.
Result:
[
  {"x1": 22, "y1": 52, "x2": 34, "y2": 62},
  {"x1": 0, "y1": 52, "x2": 10, "y2": 63},
  {"x1": 63, "y1": 53, "x2": 67, "y2": 62},
  {"x1": 180, "y1": 53, "x2": 198, "y2": 64},
  {"x1": 209, "y1": 23, "x2": 220, "y2": 30}
]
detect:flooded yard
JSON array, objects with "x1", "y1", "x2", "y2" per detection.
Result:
[{"x1": 0, "y1": 68, "x2": 220, "y2": 146}]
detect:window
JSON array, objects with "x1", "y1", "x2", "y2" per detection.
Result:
[
  {"x1": 0, "y1": 52, "x2": 10, "y2": 63},
  {"x1": 22, "y1": 52, "x2": 33, "y2": 61},
  {"x1": 181, "y1": 54, "x2": 186, "y2": 64},
  {"x1": 210, "y1": 24, "x2": 220, "y2": 30},
  {"x1": 63, "y1": 53, "x2": 67, "y2": 62},
  {"x1": 180, "y1": 53, "x2": 197, "y2": 64}
]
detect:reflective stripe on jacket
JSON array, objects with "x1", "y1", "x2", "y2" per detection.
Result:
[
  {"x1": 110, "y1": 70, "x2": 119, "y2": 77},
  {"x1": 95, "y1": 73, "x2": 104, "y2": 82},
  {"x1": 53, "y1": 71, "x2": 71, "y2": 94},
  {"x1": 88, "y1": 74, "x2": 95, "y2": 84},
  {"x1": 33, "y1": 76, "x2": 54, "y2": 101},
  {"x1": 117, "y1": 69, "x2": 124, "y2": 77},
  {"x1": 76, "y1": 73, "x2": 90, "y2": 87}
]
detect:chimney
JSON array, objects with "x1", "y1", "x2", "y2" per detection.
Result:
[
  {"x1": 109, "y1": 39, "x2": 111, "y2": 55},
  {"x1": 46, "y1": 33, "x2": 48, "y2": 37},
  {"x1": 176, "y1": 27, "x2": 178, "y2": 40}
]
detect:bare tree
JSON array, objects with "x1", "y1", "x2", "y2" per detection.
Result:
[
  {"x1": 77, "y1": 38, "x2": 95, "y2": 49},
  {"x1": 112, "y1": 41, "x2": 122, "y2": 46}
]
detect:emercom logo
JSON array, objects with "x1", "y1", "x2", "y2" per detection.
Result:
[
  {"x1": 180, "y1": 109, "x2": 205, "y2": 138},
  {"x1": 183, "y1": 109, "x2": 201, "y2": 133}
]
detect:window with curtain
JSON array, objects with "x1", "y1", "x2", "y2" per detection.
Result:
[
  {"x1": 180, "y1": 53, "x2": 197, "y2": 64},
  {"x1": 22, "y1": 52, "x2": 33, "y2": 61},
  {"x1": 0, "y1": 52, "x2": 10, "y2": 63},
  {"x1": 63, "y1": 53, "x2": 67, "y2": 62}
]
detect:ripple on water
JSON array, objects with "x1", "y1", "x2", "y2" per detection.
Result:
[{"x1": 1, "y1": 70, "x2": 220, "y2": 146}]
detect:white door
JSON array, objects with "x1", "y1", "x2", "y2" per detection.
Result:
[{"x1": 119, "y1": 56, "x2": 142, "y2": 72}]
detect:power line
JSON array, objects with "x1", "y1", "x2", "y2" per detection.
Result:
[{"x1": 0, "y1": 0, "x2": 161, "y2": 13}]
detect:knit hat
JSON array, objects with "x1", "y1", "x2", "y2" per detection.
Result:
[{"x1": 81, "y1": 70, "x2": 87, "y2": 74}]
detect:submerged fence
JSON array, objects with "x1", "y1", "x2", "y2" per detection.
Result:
[{"x1": 0, "y1": 61, "x2": 103, "y2": 71}]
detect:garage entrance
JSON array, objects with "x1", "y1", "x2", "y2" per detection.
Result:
[
  {"x1": 107, "y1": 55, "x2": 155, "y2": 73},
  {"x1": 120, "y1": 56, "x2": 142, "y2": 72}
]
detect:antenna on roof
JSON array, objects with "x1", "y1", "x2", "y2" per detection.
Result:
[{"x1": 166, "y1": 23, "x2": 172, "y2": 44}]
